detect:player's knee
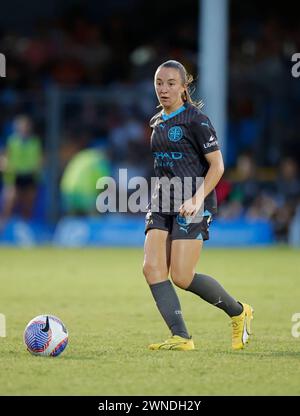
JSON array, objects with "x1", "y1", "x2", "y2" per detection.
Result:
[
  {"x1": 170, "y1": 268, "x2": 193, "y2": 289},
  {"x1": 142, "y1": 262, "x2": 151, "y2": 279},
  {"x1": 142, "y1": 262, "x2": 167, "y2": 284}
]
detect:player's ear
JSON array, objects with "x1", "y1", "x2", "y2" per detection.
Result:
[{"x1": 181, "y1": 90, "x2": 187, "y2": 102}]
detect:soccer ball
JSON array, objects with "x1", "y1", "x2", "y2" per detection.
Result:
[{"x1": 24, "y1": 315, "x2": 68, "y2": 357}]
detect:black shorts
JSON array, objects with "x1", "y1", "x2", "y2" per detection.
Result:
[
  {"x1": 145, "y1": 210, "x2": 213, "y2": 241},
  {"x1": 15, "y1": 174, "x2": 37, "y2": 190}
]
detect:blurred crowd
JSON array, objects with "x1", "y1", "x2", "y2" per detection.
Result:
[
  {"x1": 0, "y1": 0, "x2": 300, "y2": 242},
  {"x1": 216, "y1": 153, "x2": 300, "y2": 242}
]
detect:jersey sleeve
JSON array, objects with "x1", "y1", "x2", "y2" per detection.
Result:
[{"x1": 189, "y1": 116, "x2": 220, "y2": 155}]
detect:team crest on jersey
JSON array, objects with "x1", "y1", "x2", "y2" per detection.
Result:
[{"x1": 168, "y1": 126, "x2": 183, "y2": 142}]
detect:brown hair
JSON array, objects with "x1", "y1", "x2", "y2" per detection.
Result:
[{"x1": 155, "y1": 60, "x2": 203, "y2": 109}]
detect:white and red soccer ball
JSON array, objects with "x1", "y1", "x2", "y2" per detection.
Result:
[{"x1": 24, "y1": 315, "x2": 68, "y2": 357}]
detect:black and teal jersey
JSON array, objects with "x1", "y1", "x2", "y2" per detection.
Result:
[{"x1": 149, "y1": 102, "x2": 220, "y2": 215}]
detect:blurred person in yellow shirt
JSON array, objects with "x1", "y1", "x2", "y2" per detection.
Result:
[{"x1": 0, "y1": 115, "x2": 43, "y2": 223}]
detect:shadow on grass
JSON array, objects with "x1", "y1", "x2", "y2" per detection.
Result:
[
  {"x1": 223, "y1": 351, "x2": 300, "y2": 358},
  {"x1": 6, "y1": 347, "x2": 300, "y2": 360},
  {"x1": 1, "y1": 351, "x2": 109, "y2": 361}
]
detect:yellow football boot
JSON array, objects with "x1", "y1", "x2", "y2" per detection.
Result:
[
  {"x1": 231, "y1": 303, "x2": 254, "y2": 350},
  {"x1": 148, "y1": 335, "x2": 195, "y2": 351}
]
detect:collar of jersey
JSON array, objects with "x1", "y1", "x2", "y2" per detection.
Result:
[{"x1": 161, "y1": 104, "x2": 186, "y2": 121}]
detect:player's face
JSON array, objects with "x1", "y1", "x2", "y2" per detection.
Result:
[{"x1": 155, "y1": 67, "x2": 186, "y2": 113}]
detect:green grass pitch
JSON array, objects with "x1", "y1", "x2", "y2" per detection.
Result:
[{"x1": 0, "y1": 246, "x2": 300, "y2": 396}]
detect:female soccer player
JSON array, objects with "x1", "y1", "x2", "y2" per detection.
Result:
[{"x1": 143, "y1": 60, "x2": 253, "y2": 350}]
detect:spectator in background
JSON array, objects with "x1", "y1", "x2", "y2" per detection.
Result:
[
  {"x1": 275, "y1": 157, "x2": 300, "y2": 204},
  {"x1": 0, "y1": 115, "x2": 43, "y2": 223},
  {"x1": 60, "y1": 148, "x2": 111, "y2": 215},
  {"x1": 272, "y1": 157, "x2": 300, "y2": 241},
  {"x1": 219, "y1": 152, "x2": 261, "y2": 219}
]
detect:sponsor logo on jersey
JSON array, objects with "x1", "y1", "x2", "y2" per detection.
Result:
[
  {"x1": 168, "y1": 126, "x2": 183, "y2": 142},
  {"x1": 153, "y1": 151, "x2": 184, "y2": 168},
  {"x1": 203, "y1": 136, "x2": 218, "y2": 149},
  {"x1": 153, "y1": 152, "x2": 183, "y2": 160}
]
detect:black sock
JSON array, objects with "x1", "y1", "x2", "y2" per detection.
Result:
[
  {"x1": 186, "y1": 273, "x2": 243, "y2": 317},
  {"x1": 150, "y1": 280, "x2": 190, "y2": 338}
]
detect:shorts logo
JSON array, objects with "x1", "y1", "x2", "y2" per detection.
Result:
[
  {"x1": 145, "y1": 211, "x2": 153, "y2": 225},
  {"x1": 168, "y1": 126, "x2": 183, "y2": 142},
  {"x1": 176, "y1": 214, "x2": 192, "y2": 234},
  {"x1": 176, "y1": 214, "x2": 193, "y2": 227}
]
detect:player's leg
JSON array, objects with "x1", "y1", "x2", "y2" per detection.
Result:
[
  {"x1": 143, "y1": 212, "x2": 194, "y2": 350},
  {"x1": 170, "y1": 239, "x2": 253, "y2": 349},
  {"x1": 170, "y1": 214, "x2": 254, "y2": 349},
  {"x1": 0, "y1": 185, "x2": 16, "y2": 228},
  {"x1": 143, "y1": 229, "x2": 191, "y2": 340},
  {"x1": 170, "y1": 239, "x2": 243, "y2": 317},
  {"x1": 143, "y1": 228, "x2": 171, "y2": 285},
  {"x1": 19, "y1": 183, "x2": 37, "y2": 219}
]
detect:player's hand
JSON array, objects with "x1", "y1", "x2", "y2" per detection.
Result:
[{"x1": 179, "y1": 196, "x2": 203, "y2": 218}]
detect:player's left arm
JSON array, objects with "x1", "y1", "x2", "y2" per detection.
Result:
[
  {"x1": 179, "y1": 150, "x2": 224, "y2": 217},
  {"x1": 202, "y1": 150, "x2": 224, "y2": 198},
  {"x1": 179, "y1": 117, "x2": 224, "y2": 217}
]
